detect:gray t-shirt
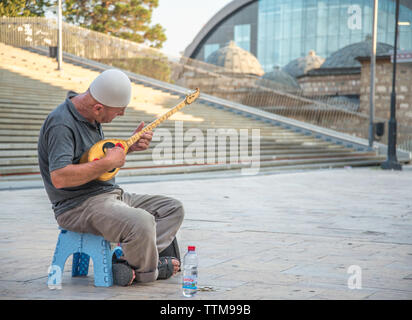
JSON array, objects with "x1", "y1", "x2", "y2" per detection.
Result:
[{"x1": 38, "y1": 91, "x2": 120, "y2": 218}]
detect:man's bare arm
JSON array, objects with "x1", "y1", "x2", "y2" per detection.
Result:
[{"x1": 51, "y1": 147, "x2": 125, "y2": 189}]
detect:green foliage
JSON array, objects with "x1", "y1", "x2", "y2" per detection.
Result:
[
  {"x1": 62, "y1": 0, "x2": 166, "y2": 48},
  {"x1": 0, "y1": 0, "x2": 52, "y2": 17}
]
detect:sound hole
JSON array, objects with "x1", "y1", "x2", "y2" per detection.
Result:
[
  {"x1": 102, "y1": 142, "x2": 116, "y2": 152},
  {"x1": 102, "y1": 142, "x2": 117, "y2": 173}
]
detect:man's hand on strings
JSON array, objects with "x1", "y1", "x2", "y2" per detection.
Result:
[{"x1": 128, "y1": 121, "x2": 153, "y2": 153}]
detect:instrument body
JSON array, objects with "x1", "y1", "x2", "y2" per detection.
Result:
[
  {"x1": 80, "y1": 139, "x2": 129, "y2": 181},
  {"x1": 80, "y1": 88, "x2": 200, "y2": 181}
]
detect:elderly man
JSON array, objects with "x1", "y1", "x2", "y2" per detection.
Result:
[{"x1": 38, "y1": 69, "x2": 184, "y2": 286}]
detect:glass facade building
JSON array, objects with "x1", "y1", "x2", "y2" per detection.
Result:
[
  {"x1": 186, "y1": 0, "x2": 412, "y2": 72},
  {"x1": 234, "y1": 24, "x2": 252, "y2": 51}
]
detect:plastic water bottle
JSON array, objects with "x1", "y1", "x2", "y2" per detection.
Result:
[{"x1": 182, "y1": 246, "x2": 198, "y2": 297}]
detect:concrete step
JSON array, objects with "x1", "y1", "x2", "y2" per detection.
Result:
[
  {"x1": 0, "y1": 123, "x2": 308, "y2": 138},
  {"x1": 0, "y1": 125, "x2": 314, "y2": 136},
  {"x1": 0, "y1": 146, "x2": 354, "y2": 159},
  {"x1": 0, "y1": 133, "x2": 323, "y2": 147},
  {"x1": 0, "y1": 154, "x2": 383, "y2": 175},
  {"x1": 0, "y1": 140, "x2": 347, "y2": 154},
  {"x1": 0, "y1": 150, "x2": 370, "y2": 167},
  {"x1": 114, "y1": 155, "x2": 386, "y2": 177}
]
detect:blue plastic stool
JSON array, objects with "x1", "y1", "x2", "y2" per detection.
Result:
[{"x1": 47, "y1": 229, "x2": 122, "y2": 288}]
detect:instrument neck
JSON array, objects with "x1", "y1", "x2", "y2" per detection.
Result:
[{"x1": 126, "y1": 99, "x2": 187, "y2": 148}]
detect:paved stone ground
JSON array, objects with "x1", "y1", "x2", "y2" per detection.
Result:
[{"x1": 0, "y1": 166, "x2": 411, "y2": 300}]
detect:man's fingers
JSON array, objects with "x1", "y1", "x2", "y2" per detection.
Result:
[
  {"x1": 129, "y1": 122, "x2": 153, "y2": 153},
  {"x1": 140, "y1": 132, "x2": 153, "y2": 140},
  {"x1": 135, "y1": 121, "x2": 145, "y2": 133}
]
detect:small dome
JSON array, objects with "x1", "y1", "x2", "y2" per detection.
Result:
[
  {"x1": 321, "y1": 40, "x2": 393, "y2": 69},
  {"x1": 283, "y1": 50, "x2": 325, "y2": 78},
  {"x1": 206, "y1": 41, "x2": 264, "y2": 76},
  {"x1": 261, "y1": 66, "x2": 300, "y2": 89}
]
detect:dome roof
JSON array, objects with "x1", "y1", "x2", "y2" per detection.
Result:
[
  {"x1": 283, "y1": 50, "x2": 325, "y2": 78},
  {"x1": 261, "y1": 66, "x2": 300, "y2": 89},
  {"x1": 321, "y1": 40, "x2": 393, "y2": 69},
  {"x1": 206, "y1": 41, "x2": 264, "y2": 76}
]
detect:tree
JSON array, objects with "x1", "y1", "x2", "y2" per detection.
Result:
[
  {"x1": 62, "y1": 0, "x2": 166, "y2": 48},
  {"x1": 0, "y1": 0, "x2": 52, "y2": 17}
]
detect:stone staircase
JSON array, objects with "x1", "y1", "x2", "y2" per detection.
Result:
[{"x1": 0, "y1": 42, "x2": 388, "y2": 184}]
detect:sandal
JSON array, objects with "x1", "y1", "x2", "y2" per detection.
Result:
[
  {"x1": 159, "y1": 237, "x2": 181, "y2": 271},
  {"x1": 157, "y1": 256, "x2": 178, "y2": 280}
]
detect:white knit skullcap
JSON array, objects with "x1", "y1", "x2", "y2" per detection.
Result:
[{"x1": 89, "y1": 69, "x2": 131, "y2": 108}]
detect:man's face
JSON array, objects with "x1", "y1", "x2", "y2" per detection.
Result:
[{"x1": 94, "y1": 104, "x2": 126, "y2": 123}]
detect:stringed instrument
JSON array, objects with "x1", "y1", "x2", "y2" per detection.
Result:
[{"x1": 80, "y1": 88, "x2": 200, "y2": 181}]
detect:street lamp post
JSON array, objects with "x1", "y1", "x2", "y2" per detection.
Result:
[
  {"x1": 381, "y1": 0, "x2": 402, "y2": 170},
  {"x1": 368, "y1": 0, "x2": 378, "y2": 148},
  {"x1": 57, "y1": 0, "x2": 63, "y2": 71}
]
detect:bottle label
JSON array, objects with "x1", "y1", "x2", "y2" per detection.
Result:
[{"x1": 183, "y1": 276, "x2": 197, "y2": 290}]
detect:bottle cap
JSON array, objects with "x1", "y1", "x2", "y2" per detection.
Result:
[{"x1": 188, "y1": 246, "x2": 196, "y2": 251}]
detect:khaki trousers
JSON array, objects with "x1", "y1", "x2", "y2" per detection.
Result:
[{"x1": 56, "y1": 188, "x2": 184, "y2": 283}]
